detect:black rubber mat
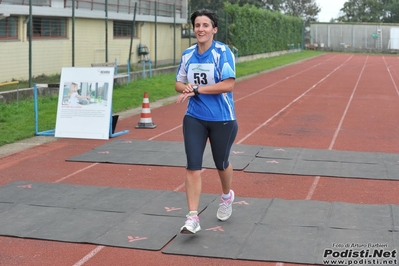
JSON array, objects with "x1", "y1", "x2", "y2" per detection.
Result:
[
  {"x1": 67, "y1": 139, "x2": 260, "y2": 170},
  {"x1": 0, "y1": 181, "x2": 217, "y2": 250},
  {"x1": 164, "y1": 197, "x2": 399, "y2": 265},
  {"x1": 246, "y1": 146, "x2": 399, "y2": 180},
  {"x1": 1, "y1": 181, "x2": 398, "y2": 265},
  {"x1": 67, "y1": 140, "x2": 399, "y2": 181}
]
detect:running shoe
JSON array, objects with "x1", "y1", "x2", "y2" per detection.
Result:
[
  {"x1": 217, "y1": 190, "x2": 235, "y2": 221},
  {"x1": 180, "y1": 215, "x2": 201, "y2": 234}
]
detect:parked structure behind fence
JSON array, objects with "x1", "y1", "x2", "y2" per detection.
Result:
[{"x1": 309, "y1": 23, "x2": 399, "y2": 53}]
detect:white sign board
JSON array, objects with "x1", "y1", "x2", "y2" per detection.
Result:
[
  {"x1": 390, "y1": 27, "x2": 399, "y2": 50},
  {"x1": 55, "y1": 67, "x2": 114, "y2": 140}
]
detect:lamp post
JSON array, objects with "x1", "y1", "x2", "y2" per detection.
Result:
[
  {"x1": 105, "y1": 0, "x2": 108, "y2": 63},
  {"x1": 72, "y1": 0, "x2": 75, "y2": 66},
  {"x1": 29, "y1": 0, "x2": 32, "y2": 88}
]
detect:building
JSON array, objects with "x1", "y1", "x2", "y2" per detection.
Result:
[{"x1": 0, "y1": 0, "x2": 190, "y2": 83}]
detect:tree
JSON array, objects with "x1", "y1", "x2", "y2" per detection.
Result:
[
  {"x1": 187, "y1": 0, "x2": 265, "y2": 45},
  {"x1": 237, "y1": 0, "x2": 266, "y2": 8},
  {"x1": 263, "y1": 0, "x2": 283, "y2": 11},
  {"x1": 382, "y1": 0, "x2": 399, "y2": 22},
  {"x1": 338, "y1": 0, "x2": 384, "y2": 22},
  {"x1": 189, "y1": 0, "x2": 320, "y2": 21},
  {"x1": 281, "y1": 0, "x2": 321, "y2": 21},
  {"x1": 189, "y1": 0, "x2": 265, "y2": 13}
]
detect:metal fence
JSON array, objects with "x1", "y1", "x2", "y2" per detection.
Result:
[
  {"x1": 0, "y1": 0, "x2": 186, "y2": 18},
  {"x1": 66, "y1": 0, "x2": 185, "y2": 18},
  {"x1": 309, "y1": 22, "x2": 399, "y2": 53}
]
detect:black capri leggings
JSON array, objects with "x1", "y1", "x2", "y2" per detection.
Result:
[{"x1": 183, "y1": 115, "x2": 238, "y2": 171}]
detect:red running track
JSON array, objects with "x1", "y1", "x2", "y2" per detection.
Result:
[{"x1": 1, "y1": 53, "x2": 399, "y2": 266}]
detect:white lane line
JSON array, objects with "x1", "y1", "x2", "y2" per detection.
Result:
[
  {"x1": 305, "y1": 176, "x2": 321, "y2": 200},
  {"x1": 149, "y1": 125, "x2": 183, "y2": 140},
  {"x1": 146, "y1": 56, "x2": 333, "y2": 140},
  {"x1": 235, "y1": 62, "x2": 324, "y2": 103},
  {"x1": 72, "y1": 246, "x2": 105, "y2": 266},
  {"x1": 148, "y1": 55, "x2": 344, "y2": 142},
  {"x1": 235, "y1": 54, "x2": 340, "y2": 103},
  {"x1": 238, "y1": 55, "x2": 354, "y2": 145},
  {"x1": 328, "y1": 56, "x2": 367, "y2": 150},
  {"x1": 276, "y1": 55, "x2": 369, "y2": 266},
  {"x1": 383, "y1": 56, "x2": 399, "y2": 97},
  {"x1": 54, "y1": 163, "x2": 98, "y2": 183},
  {"x1": 276, "y1": 56, "x2": 369, "y2": 266}
]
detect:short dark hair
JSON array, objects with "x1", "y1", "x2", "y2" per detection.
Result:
[{"x1": 190, "y1": 9, "x2": 219, "y2": 28}]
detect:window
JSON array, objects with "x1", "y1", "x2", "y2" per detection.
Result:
[
  {"x1": 0, "y1": 16, "x2": 18, "y2": 40},
  {"x1": 30, "y1": 17, "x2": 67, "y2": 38},
  {"x1": 114, "y1": 21, "x2": 137, "y2": 38}
]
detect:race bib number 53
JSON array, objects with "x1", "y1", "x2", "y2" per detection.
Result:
[{"x1": 187, "y1": 64, "x2": 215, "y2": 86}]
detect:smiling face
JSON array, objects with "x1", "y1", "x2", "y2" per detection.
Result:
[{"x1": 194, "y1": 15, "x2": 217, "y2": 46}]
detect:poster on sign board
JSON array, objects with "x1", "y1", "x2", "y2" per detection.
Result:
[{"x1": 55, "y1": 67, "x2": 114, "y2": 140}]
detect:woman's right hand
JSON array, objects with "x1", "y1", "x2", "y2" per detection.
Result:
[
  {"x1": 176, "y1": 91, "x2": 194, "y2": 103},
  {"x1": 176, "y1": 84, "x2": 196, "y2": 103}
]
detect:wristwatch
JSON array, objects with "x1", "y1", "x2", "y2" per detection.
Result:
[{"x1": 192, "y1": 85, "x2": 199, "y2": 96}]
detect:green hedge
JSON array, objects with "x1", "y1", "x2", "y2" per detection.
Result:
[{"x1": 224, "y1": 3, "x2": 303, "y2": 56}]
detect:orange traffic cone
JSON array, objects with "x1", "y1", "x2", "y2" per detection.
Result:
[{"x1": 135, "y1": 92, "x2": 156, "y2": 129}]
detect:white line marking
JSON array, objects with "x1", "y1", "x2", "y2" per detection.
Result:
[
  {"x1": 173, "y1": 182, "x2": 185, "y2": 192},
  {"x1": 54, "y1": 163, "x2": 98, "y2": 183},
  {"x1": 238, "y1": 55, "x2": 354, "y2": 145},
  {"x1": 73, "y1": 246, "x2": 105, "y2": 266},
  {"x1": 235, "y1": 62, "x2": 324, "y2": 103},
  {"x1": 144, "y1": 60, "x2": 329, "y2": 141},
  {"x1": 147, "y1": 54, "x2": 339, "y2": 149},
  {"x1": 276, "y1": 55, "x2": 369, "y2": 266},
  {"x1": 328, "y1": 56, "x2": 367, "y2": 150},
  {"x1": 275, "y1": 55, "x2": 371, "y2": 266},
  {"x1": 383, "y1": 56, "x2": 399, "y2": 97},
  {"x1": 305, "y1": 176, "x2": 321, "y2": 200},
  {"x1": 149, "y1": 125, "x2": 183, "y2": 140}
]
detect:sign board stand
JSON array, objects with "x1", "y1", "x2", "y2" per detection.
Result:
[
  {"x1": 34, "y1": 84, "x2": 55, "y2": 136},
  {"x1": 109, "y1": 109, "x2": 129, "y2": 138}
]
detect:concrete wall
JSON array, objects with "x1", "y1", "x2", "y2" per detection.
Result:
[{"x1": 0, "y1": 86, "x2": 59, "y2": 104}]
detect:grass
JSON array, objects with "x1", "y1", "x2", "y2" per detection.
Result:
[
  {"x1": 236, "y1": 51, "x2": 317, "y2": 76},
  {"x1": 0, "y1": 50, "x2": 322, "y2": 147}
]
